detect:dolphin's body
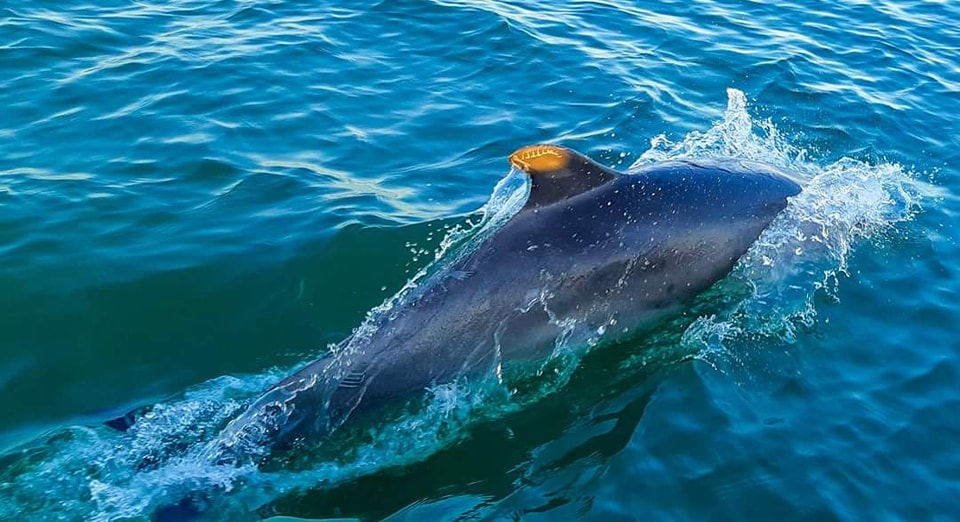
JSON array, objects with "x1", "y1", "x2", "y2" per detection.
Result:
[{"x1": 214, "y1": 145, "x2": 801, "y2": 454}]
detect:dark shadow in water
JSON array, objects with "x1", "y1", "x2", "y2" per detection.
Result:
[
  {"x1": 257, "y1": 323, "x2": 699, "y2": 521},
  {"x1": 254, "y1": 278, "x2": 752, "y2": 520}
]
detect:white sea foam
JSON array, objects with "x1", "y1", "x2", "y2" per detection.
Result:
[{"x1": 659, "y1": 90, "x2": 926, "y2": 366}]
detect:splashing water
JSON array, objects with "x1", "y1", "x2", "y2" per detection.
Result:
[
  {"x1": 0, "y1": 372, "x2": 283, "y2": 520},
  {"x1": 0, "y1": 90, "x2": 927, "y2": 520},
  {"x1": 658, "y1": 90, "x2": 926, "y2": 366}
]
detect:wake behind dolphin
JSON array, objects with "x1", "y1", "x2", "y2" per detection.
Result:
[{"x1": 209, "y1": 144, "x2": 802, "y2": 461}]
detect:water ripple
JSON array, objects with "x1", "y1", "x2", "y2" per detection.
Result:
[{"x1": 1, "y1": 0, "x2": 959, "y2": 519}]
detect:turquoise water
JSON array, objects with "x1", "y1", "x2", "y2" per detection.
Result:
[{"x1": 1, "y1": 0, "x2": 958, "y2": 519}]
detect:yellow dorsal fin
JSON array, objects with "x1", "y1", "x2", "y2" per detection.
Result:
[
  {"x1": 508, "y1": 144, "x2": 619, "y2": 210},
  {"x1": 508, "y1": 145, "x2": 570, "y2": 175}
]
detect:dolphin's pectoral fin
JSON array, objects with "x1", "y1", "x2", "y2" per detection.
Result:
[{"x1": 508, "y1": 144, "x2": 619, "y2": 210}]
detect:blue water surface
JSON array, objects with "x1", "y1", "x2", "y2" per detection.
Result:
[{"x1": 1, "y1": 0, "x2": 959, "y2": 520}]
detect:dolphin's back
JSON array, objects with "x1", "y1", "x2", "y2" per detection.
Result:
[
  {"x1": 472, "y1": 158, "x2": 800, "y2": 348},
  {"x1": 484, "y1": 158, "x2": 800, "y2": 288},
  {"x1": 512, "y1": 158, "x2": 800, "y2": 242},
  {"x1": 624, "y1": 158, "x2": 801, "y2": 224},
  {"x1": 217, "y1": 150, "x2": 801, "y2": 453}
]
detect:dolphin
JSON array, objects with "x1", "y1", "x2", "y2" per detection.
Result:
[{"x1": 209, "y1": 144, "x2": 802, "y2": 457}]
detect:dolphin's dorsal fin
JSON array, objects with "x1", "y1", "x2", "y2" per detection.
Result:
[{"x1": 509, "y1": 144, "x2": 619, "y2": 210}]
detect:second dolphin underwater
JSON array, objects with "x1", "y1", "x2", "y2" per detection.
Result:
[{"x1": 210, "y1": 144, "x2": 802, "y2": 457}]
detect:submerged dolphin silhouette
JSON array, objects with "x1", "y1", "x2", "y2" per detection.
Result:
[{"x1": 211, "y1": 144, "x2": 801, "y2": 455}]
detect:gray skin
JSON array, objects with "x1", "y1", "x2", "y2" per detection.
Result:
[{"x1": 215, "y1": 147, "x2": 801, "y2": 455}]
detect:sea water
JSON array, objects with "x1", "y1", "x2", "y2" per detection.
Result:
[{"x1": 0, "y1": 0, "x2": 957, "y2": 519}]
